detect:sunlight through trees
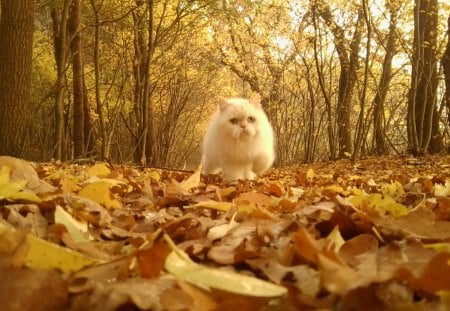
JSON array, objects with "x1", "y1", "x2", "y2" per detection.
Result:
[{"x1": 1, "y1": 0, "x2": 449, "y2": 166}]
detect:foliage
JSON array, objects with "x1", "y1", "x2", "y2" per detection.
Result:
[
  {"x1": 2, "y1": 156, "x2": 450, "y2": 309},
  {"x1": 23, "y1": 0, "x2": 450, "y2": 166}
]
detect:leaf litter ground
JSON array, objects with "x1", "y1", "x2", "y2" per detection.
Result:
[{"x1": 1, "y1": 155, "x2": 450, "y2": 310}]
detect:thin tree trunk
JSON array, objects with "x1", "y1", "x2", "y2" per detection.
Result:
[
  {"x1": 68, "y1": 0, "x2": 85, "y2": 158},
  {"x1": 51, "y1": 1, "x2": 70, "y2": 161},
  {"x1": 143, "y1": 0, "x2": 155, "y2": 166},
  {"x1": 90, "y1": 0, "x2": 107, "y2": 160},
  {"x1": 372, "y1": 1, "x2": 398, "y2": 155},
  {"x1": 83, "y1": 76, "x2": 95, "y2": 156},
  {"x1": 311, "y1": 9, "x2": 336, "y2": 159},
  {"x1": 353, "y1": 0, "x2": 372, "y2": 161},
  {"x1": 132, "y1": 0, "x2": 148, "y2": 164},
  {"x1": 312, "y1": 0, "x2": 363, "y2": 158}
]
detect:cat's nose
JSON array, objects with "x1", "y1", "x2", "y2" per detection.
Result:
[{"x1": 240, "y1": 124, "x2": 247, "y2": 129}]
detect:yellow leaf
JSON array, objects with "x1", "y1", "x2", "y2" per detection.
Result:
[
  {"x1": 180, "y1": 164, "x2": 202, "y2": 192},
  {"x1": 25, "y1": 234, "x2": 99, "y2": 273},
  {"x1": 163, "y1": 234, "x2": 287, "y2": 297},
  {"x1": 349, "y1": 193, "x2": 408, "y2": 216},
  {"x1": 324, "y1": 185, "x2": 345, "y2": 194},
  {"x1": 60, "y1": 177, "x2": 81, "y2": 193},
  {"x1": 423, "y1": 243, "x2": 450, "y2": 252},
  {"x1": 381, "y1": 181, "x2": 405, "y2": 199},
  {"x1": 146, "y1": 170, "x2": 161, "y2": 182},
  {"x1": 191, "y1": 200, "x2": 257, "y2": 214},
  {"x1": 0, "y1": 180, "x2": 27, "y2": 199},
  {"x1": 0, "y1": 156, "x2": 55, "y2": 193},
  {"x1": 0, "y1": 165, "x2": 11, "y2": 185},
  {"x1": 326, "y1": 226, "x2": 345, "y2": 252},
  {"x1": 86, "y1": 163, "x2": 111, "y2": 177},
  {"x1": 306, "y1": 168, "x2": 315, "y2": 182},
  {"x1": 0, "y1": 221, "x2": 98, "y2": 274},
  {"x1": 8, "y1": 189, "x2": 42, "y2": 203},
  {"x1": 54, "y1": 205, "x2": 90, "y2": 243},
  {"x1": 78, "y1": 181, "x2": 122, "y2": 209},
  {"x1": 435, "y1": 181, "x2": 450, "y2": 197},
  {"x1": 0, "y1": 179, "x2": 41, "y2": 203}
]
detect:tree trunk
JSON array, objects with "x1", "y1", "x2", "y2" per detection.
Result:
[
  {"x1": 132, "y1": 0, "x2": 149, "y2": 164},
  {"x1": 68, "y1": 0, "x2": 85, "y2": 158},
  {"x1": 407, "y1": 0, "x2": 442, "y2": 155},
  {"x1": 352, "y1": 0, "x2": 372, "y2": 161},
  {"x1": 372, "y1": 0, "x2": 399, "y2": 155},
  {"x1": 0, "y1": 0, "x2": 35, "y2": 157},
  {"x1": 442, "y1": 15, "x2": 450, "y2": 132},
  {"x1": 83, "y1": 76, "x2": 95, "y2": 157},
  {"x1": 312, "y1": 0, "x2": 363, "y2": 158},
  {"x1": 311, "y1": 9, "x2": 336, "y2": 159},
  {"x1": 143, "y1": 0, "x2": 155, "y2": 166},
  {"x1": 90, "y1": 0, "x2": 107, "y2": 160},
  {"x1": 51, "y1": 1, "x2": 71, "y2": 161}
]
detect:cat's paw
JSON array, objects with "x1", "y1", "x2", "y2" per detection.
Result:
[{"x1": 244, "y1": 170, "x2": 257, "y2": 180}]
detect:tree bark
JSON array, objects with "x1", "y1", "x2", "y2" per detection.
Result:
[
  {"x1": 372, "y1": 0, "x2": 399, "y2": 155},
  {"x1": 51, "y1": 1, "x2": 71, "y2": 161},
  {"x1": 407, "y1": 0, "x2": 442, "y2": 155},
  {"x1": 90, "y1": 0, "x2": 107, "y2": 160},
  {"x1": 312, "y1": 0, "x2": 363, "y2": 158},
  {"x1": 68, "y1": 0, "x2": 85, "y2": 158},
  {"x1": 0, "y1": 0, "x2": 35, "y2": 157},
  {"x1": 132, "y1": 0, "x2": 149, "y2": 164},
  {"x1": 442, "y1": 15, "x2": 450, "y2": 131}
]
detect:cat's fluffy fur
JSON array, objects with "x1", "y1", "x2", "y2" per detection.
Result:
[{"x1": 202, "y1": 95, "x2": 275, "y2": 181}]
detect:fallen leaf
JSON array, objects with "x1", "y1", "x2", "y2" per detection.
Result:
[
  {"x1": 86, "y1": 163, "x2": 111, "y2": 177},
  {"x1": 78, "y1": 181, "x2": 122, "y2": 209},
  {"x1": 180, "y1": 165, "x2": 202, "y2": 192},
  {"x1": 0, "y1": 167, "x2": 41, "y2": 203},
  {"x1": 136, "y1": 240, "x2": 171, "y2": 278},
  {"x1": 381, "y1": 181, "x2": 405, "y2": 199},
  {"x1": 0, "y1": 268, "x2": 68, "y2": 311},
  {"x1": 349, "y1": 193, "x2": 408, "y2": 216},
  {"x1": 207, "y1": 213, "x2": 239, "y2": 241},
  {"x1": 54, "y1": 205, "x2": 90, "y2": 243},
  {"x1": 435, "y1": 180, "x2": 450, "y2": 197},
  {"x1": 164, "y1": 234, "x2": 287, "y2": 297}
]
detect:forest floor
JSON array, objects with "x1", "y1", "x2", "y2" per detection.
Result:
[{"x1": 1, "y1": 155, "x2": 450, "y2": 310}]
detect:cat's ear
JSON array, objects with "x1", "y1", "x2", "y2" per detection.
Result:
[
  {"x1": 218, "y1": 97, "x2": 229, "y2": 112},
  {"x1": 249, "y1": 94, "x2": 262, "y2": 108}
]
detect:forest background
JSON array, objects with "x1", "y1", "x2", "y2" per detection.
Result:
[{"x1": 1, "y1": 0, "x2": 450, "y2": 169}]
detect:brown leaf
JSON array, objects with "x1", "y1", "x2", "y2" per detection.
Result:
[
  {"x1": 397, "y1": 252, "x2": 450, "y2": 293},
  {"x1": 0, "y1": 268, "x2": 68, "y2": 311},
  {"x1": 371, "y1": 206, "x2": 450, "y2": 240},
  {"x1": 0, "y1": 156, "x2": 56, "y2": 194},
  {"x1": 291, "y1": 227, "x2": 323, "y2": 263},
  {"x1": 136, "y1": 240, "x2": 171, "y2": 278}
]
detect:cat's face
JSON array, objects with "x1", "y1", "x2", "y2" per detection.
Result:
[{"x1": 217, "y1": 97, "x2": 262, "y2": 139}]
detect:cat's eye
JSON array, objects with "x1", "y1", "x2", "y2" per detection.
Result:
[
  {"x1": 230, "y1": 118, "x2": 239, "y2": 124},
  {"x1": 247, "y1": 116, "x2": 256, "y2": 123}
]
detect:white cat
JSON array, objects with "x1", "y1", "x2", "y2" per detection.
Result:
[{"x1": 202, "y1": 95, "x2": 275, "y2": 181}]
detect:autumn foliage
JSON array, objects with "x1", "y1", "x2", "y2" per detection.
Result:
[{"x1": 1, "y1": 156, "x2": 450, "y2": 310}]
